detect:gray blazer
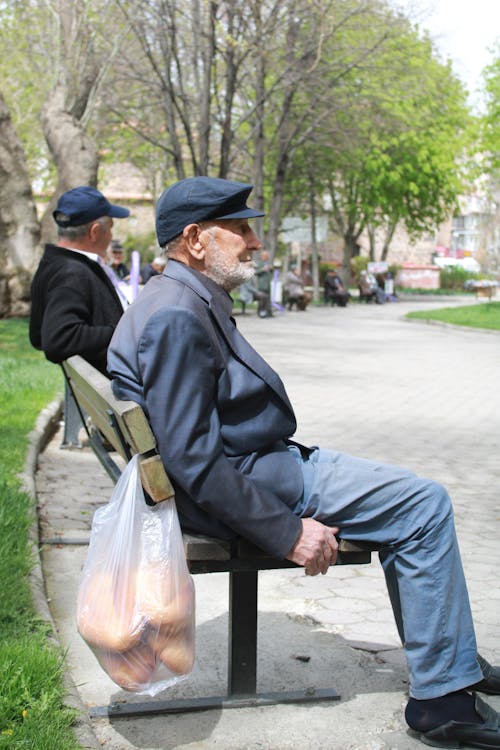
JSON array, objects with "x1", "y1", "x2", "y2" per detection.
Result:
[{"x1": 107, "y1": 260, "x2": 304, "y2": 558}]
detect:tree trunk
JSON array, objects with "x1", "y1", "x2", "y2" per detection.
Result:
[
  {"x1": 0, "y1": 91, "x2": 40, "y2": 317},
  {"x1": 252, "y1": 29, "x2": 266, "y2": 243},
  {"x1": 263, "y1": 82, "x2": 295, "y2": 257},
  {"x1": 265, "y1": 193, "x2": 283, "y2": 258},
  {"x1": 38, "y1": 0, "x2": 104, "y2": 243},
  {"x1": 40, "y1": 84, "x2": 99, "y2": 246},
  {"x1": 380, "y1": 221, "x2": 397, "y2": 261},
  {"x1": 367, "y1": 225, "x2": 376, "y2": 261},
  {"x1": 342, "y1": 231, "x2": 361, "y2": 285},
  {"x1": 309, "y1": 164, "x2": 320, "y2": 302}
]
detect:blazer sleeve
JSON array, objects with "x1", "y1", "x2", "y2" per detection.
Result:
[{"x1": 138, "y1": 306, "x2": 302, "y2": 558}]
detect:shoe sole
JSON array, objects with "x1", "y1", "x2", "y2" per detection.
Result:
[{"x1": 409, "y1": 728, "x2": 500, "y2": 749}]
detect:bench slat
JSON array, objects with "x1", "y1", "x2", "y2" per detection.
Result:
[
  {"x1": 62, "y1": 356, "x2": 174, "y2": 503},
  {"x1": 183, "y1": 533, "x2": 232, "y2": 561},
  {"x1": 63, "y1": 356, "x2": 156, "y2": 455}
]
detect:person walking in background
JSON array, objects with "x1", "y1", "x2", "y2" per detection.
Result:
[{"x1": 29, "y1": 186, "x2": 130, "y2": 375}]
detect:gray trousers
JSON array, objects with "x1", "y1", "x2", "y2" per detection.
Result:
[{"x1": 289, "y1": 446, "x2": 482, "y2": 699}]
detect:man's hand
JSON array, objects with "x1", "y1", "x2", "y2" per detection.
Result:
[{"x1": 286, "y1": 518, "x2": 339, "y2": 575}]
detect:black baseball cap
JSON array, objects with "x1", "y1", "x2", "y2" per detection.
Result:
[
  {"x1": 53, "y1": 186, "x2": 130, "y2": 227},
  {"x1": 155, "y1": 176, "x2": 264, "y2": 246}
]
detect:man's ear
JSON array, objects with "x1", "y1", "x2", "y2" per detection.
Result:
[
  {"x1": 88, "y1": 221, "x2": 102, "y2": 244},
  {"x1": 183, "y1": 224, "x2": 206, "y2": 262}
]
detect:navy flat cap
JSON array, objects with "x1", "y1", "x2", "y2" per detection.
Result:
[
  {"x1": 156, "y1": 176, "x2": 265, "y2": 246},
  {"x1": 53, "y1": 186, "x2": 130, "y2": 227}
]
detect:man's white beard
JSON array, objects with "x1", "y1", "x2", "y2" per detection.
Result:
[{"x1": 204, "y1": 254, "x2": 255, "y2": 292}]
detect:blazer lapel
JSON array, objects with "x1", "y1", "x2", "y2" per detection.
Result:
[
  {"x1": 165, "y1": 261, "x2": 294, "y2": 412},
  {"x1": 210, "y1": 296, "x2": 295, "y2": 413}
]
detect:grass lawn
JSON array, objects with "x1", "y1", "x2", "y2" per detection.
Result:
[
  {"x1": 406, "y1": 301, "x2": 500, "y2": 331},
  {"x1": 0, "y1": 318, "x2": 81, "y2": 749}
]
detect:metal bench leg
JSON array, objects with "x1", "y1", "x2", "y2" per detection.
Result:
[
  {"x1": 90, "y1": 567, "x2": 340, "y2": 719},
  {"x1": 60, "y1": 381, "x2": 84, "y2": 448},
  {"x1": 228, "y1": 570, "x2": 258, "y2": 696}
]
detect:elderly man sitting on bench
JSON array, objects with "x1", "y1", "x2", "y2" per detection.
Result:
[{"x1": 108, "y1": 176, "x2": 500, "y2": 749}]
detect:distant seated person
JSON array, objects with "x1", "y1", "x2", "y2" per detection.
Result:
[
  {"x1": 108, "y1": 241, "x2": 130, "y2": 280},
  {"x1": 238, "y1": 279, "x2": 271, "y2": 318},
  {"x1": 284, "y1": 265, "x2": 312, "y2": 311},
  {"x1": 379, "y1": 270, "x2": 397, "y2": 302},
  {"x1": 358, "y1": 270, "x2": 386, "y2": 304},
  {"x1": 141, "y1": 256, "x2": 167, "y2": 284},
  {"x1": 324, "y1": 269, "x2": 350, "y2": 307}
]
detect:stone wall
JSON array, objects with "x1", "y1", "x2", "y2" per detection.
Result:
[{"x1": 395, "y1": 264, "x2": 441, "y2": 289}]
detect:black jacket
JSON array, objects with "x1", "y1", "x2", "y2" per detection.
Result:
[{"x1": 29, "y1": 244, "x2": 124, "y2": 375}]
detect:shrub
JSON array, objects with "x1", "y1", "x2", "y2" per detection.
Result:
[
  {"x1": 440, "y1": 267, "x2": 481, "y2": 290},
  {"x1": 123, "y1": 231, "x2": 158, "y2": 264}
]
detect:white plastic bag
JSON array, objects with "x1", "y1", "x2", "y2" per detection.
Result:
[{"x1": 76, "y1": 454, "x2": 195, "y2": 696}]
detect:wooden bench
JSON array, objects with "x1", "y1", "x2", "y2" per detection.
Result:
[
  {"x1": 476, "y1": 285, "x2": 496, "y2": 300},
  {"x1": 61, "y1": 355, "x2": 376, "y2": 718}
]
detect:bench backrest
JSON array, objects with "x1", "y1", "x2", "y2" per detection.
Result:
[{"x1": 62, "y1": 355, "x2": 174, "y2": 504}]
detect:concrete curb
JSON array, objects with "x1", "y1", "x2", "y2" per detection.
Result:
[
  {"x1": 22, "y1": 398, "x2": 101, "y2": 750},
  {"x1": 404, "y1": 315, "x2": 500, "y2": 335}
]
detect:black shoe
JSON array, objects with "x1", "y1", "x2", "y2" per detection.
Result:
[
  {"x1": 473, "y1": 655, "x2": 500, "y2": 696},
  {"x1": 412, "y1": 693, "x2": 500, "y2": 748}
]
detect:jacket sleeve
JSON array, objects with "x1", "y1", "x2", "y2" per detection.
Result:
[{"x1": 138, "y1": 306, "x2": 302, "y2": 559}]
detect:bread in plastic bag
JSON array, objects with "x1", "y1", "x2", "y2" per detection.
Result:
[{"x1": 76, "y1": 454, "x2": 195, "y2": 696}]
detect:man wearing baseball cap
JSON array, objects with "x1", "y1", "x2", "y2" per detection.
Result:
[
  {"x1": 108, "y1": 176, "x2": 500, "y2": 749},
  {"x1": 30, "y1": 186, "x2": 130, "y2": 375}
]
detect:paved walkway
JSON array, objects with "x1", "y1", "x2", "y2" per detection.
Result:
[{"x1": 36, "y1": 298, "x2": 500, "y2": 750}]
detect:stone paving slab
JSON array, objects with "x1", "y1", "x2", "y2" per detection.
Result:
[{"x1": 36, "y1": 298, "x2": 500, "y2": 749}]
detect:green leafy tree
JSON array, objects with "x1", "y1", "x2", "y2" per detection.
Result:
[
  {"x1": 481, "y1": 42, "x2": 500, "y2": 174},
  {"x1": 478, "y1": 43, "x2": 500, "y2": 273},
  {"x1": 0, "y1": 0, "x2": 479, "y2": 311},
  {"x1": 254, "y1": 0, "x2": 402, "y2": 258},
  {"x1": 98, "y1": 0, "x2": 407, "y2": 259},
  {"x1": 290, "y1": 20, "x2": 472, "y2": 280}
]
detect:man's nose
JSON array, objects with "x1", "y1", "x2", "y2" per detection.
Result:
[{"x1": 248, "y1": 231, "x2": 262, "y2": 250}]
